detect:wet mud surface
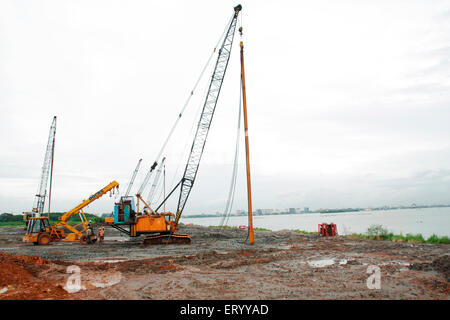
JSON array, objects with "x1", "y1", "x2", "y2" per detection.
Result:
[{"x1": 0, "y1": 224, "x2": 448, "y2": 299}]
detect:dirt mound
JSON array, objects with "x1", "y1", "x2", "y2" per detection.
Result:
[
  {"x1": 0, "y1": 251, "x2": 68, "y2": 300},
  {"x1": 1, "y1": 280, "x2": 68, "y2": 300},
  {"x1": 0, "y1": 261, "x2": 32, "y2": 287},
  {"x1": 410, "y1": 255, "x2": 450, "y2": 281},
  {"x1": 0, "y1": 251, "x2": 49, "y2": 265}
]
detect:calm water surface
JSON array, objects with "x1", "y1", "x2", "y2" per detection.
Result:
[{"x1": 183, "y1": 207, "x2": 450, "y2": 238}]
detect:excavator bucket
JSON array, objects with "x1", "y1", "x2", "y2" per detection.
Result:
[{"x1": 142, "y1": 233, "x2": 191, "y2": 245}]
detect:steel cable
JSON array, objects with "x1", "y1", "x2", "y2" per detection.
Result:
[
  {"x1": 139, "y1": 15, "x2": 235, "y2": 197},
  {"x1": 220, "y1": 79, "x2": 242, "y2": 227}
]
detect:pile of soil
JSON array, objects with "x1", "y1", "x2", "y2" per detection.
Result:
[
  {"x1": 0, "y1": 251, "x2": 68, "y2": 300},
  {"x1": 0, "y1": 251, "x2": 49, "y2": 266},
  {"x1": 0, "y1": 260, "x2": 32, "y2": 287}
]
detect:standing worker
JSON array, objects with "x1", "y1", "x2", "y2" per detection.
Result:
[
  {"x1": 86, "y1": 223, "x2": 94, "y2": 244},
  {"x1": 98, "y1": 227, "x2": 104, "y2": 244}
]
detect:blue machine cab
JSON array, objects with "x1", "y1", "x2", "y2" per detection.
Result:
[{"x1": 114, "y1": 196, "x2": 136, "y2": 224}]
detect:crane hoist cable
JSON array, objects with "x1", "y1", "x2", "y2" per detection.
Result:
[
  {"x1": 144, "y1": 42, "x2": 219, "y2": 209},
  {"x1": 154, "y1": 5, "x2": 242, "y2": 227},
  {"x1": 221, "y1": 12, "x2": 245, "y2": 228},
  {"x1": 136, "y1": 15, "x2": 235, "y2": 198},
  {"x1": 220, "y1": 78, "x2": 242, "y2": 227},
  {"x1": 165, "y1": 65, "x2": 215, "y2": 201},
  {"x1": 146, "y1": 157, "x2": 166, "y2": 206}
]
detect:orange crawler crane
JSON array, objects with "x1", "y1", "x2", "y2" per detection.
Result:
[
  {"x1": 105, "y1": 4, "x2": 248, "y2": 245},
  {"x1": 23, "y1": 181, "x2": 119, "y2": 245}
]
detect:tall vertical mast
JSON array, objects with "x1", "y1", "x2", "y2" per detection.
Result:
[
  {"x1": 33, "y1": 116, "x2": 57, "y2": 217},
  {"x1": 47, "y1": 117, "x2": 56, "y2": 217},
  {"x1": 240, "y1": 30, "x2": 254, "y2": 244}
]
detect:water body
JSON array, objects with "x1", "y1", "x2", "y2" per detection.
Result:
[{"x1": 182, "y1": 207, "x2": 450, "y2": 238}]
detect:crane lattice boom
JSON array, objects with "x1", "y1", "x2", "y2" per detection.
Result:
[
  {"x1": 125, "y1": 159, "x2": 142, "y2": 197},
  {"x1": 33, "y1": 116, "x2": 57, "y2": 216},
  {"x1": 147, "y1": 157, "x2": 166, "y2": 206},
  {"x1": 174, "y1": 5, "x2": 242, "y2": 225}
]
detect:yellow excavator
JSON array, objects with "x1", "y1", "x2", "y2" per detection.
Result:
[{"x1": 23, "y1": 181, "x2": 119, "y2": 245}]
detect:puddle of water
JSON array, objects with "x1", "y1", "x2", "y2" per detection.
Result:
[
  {"x1": 265, "y1": 244, "x2": 293, "y2": 250},
  {"x1": 105, "y1": 237, "x2": 127, "y2": 242},
  {"x1": 90, "y1": 259, "x2": 127, "y2": 264},
  {"x1": 339, "y1": 259, "x2": 347, "y2": 265},
  {"x1": 307, "y1": 258, "x2": 335, "y2": 268},
  {"x1": 91, "y1": 278, "x2": 121, "y2": 288},
  {"x1": 379, "y1": 261, "x2": 411, "y2": 266},
  {"x1": 213, "y1": 250, "x2": 229, "y2": 255}
]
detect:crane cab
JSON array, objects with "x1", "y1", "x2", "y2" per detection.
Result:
[{"x1": 111, "y1": 196, "x2": 136, "y2": 224}]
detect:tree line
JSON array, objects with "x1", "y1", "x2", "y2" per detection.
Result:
[{"x1": 0, "y1": 212, "x2": 104, "y2": 224}]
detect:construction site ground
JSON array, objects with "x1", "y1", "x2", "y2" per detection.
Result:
[{"x1": 0, "y1": 224, "x2": 448, "y2": 300}]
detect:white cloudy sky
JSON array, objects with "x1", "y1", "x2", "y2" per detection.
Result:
[{"x1": 1, "y1": 0, "x2": 449, "y2": 215}]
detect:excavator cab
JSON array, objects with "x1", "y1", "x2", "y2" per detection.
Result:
[
  {"x1": 23, "y1": 217, "x2": 52, "y2": 245},
  {"x1": 22, "y1": 211, "x2": 34, "y2": 230},
  {"x1": 111, "y1": 196, "x2": 135, "y2": 224}
]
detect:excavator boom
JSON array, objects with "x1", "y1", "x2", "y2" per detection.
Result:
[{"x1": 58, "y1": 181, "x2": 119, "y2": 223}]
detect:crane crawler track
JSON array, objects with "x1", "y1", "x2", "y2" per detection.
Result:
[{"x1": 142, "y1": 233, "x2": 191, "y2": 245}]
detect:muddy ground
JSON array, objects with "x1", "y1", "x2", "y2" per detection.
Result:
[{"x1": 0, "y1": 224, "x2": 448, "y2": 300}]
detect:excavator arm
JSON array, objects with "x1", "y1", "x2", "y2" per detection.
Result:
[
  {"x1": 52, "y1": 181, "x2": 119, "y2": 240},
  {"x1": 58, "y1": 181, "x2": 119, "y2": 223}
]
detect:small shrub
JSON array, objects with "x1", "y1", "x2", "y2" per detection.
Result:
[
  {"x1": 426, "y1": 234, "x2": 450, "y2": 244},
  {"x1": 254, "y1": 227, "x2": 272, "y2": 232},
  {"x1": 366, "y1": 224, "x2": 389, "y2": 239},
  {"x1": 292, "y1": 229, "x2": 316, "y2": 235},
  {"x1": 404, "y1": 233, "x2": 425, "y2": 243}
]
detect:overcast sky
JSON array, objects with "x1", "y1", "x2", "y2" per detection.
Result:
[{"x1": 1, "y1": 0, "x2": 449, "y2": 216}]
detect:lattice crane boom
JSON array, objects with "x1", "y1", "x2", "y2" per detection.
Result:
[
  {"x1": 173, "y1": 5, "x2": 242, "y2": 226},
  {"x1": 147, "y1": 157, "x2": 166, "y2": 206},
  {"x1": 33, "y1": 116, "x2": 57, "y2": 216},
  {"x1": 125, "y1": 159, "x2": 142, "y2": 197}
]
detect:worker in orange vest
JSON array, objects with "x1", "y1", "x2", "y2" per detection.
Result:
[{"x1": 98, "y1": 227, "x2": 104, "y2": 244}]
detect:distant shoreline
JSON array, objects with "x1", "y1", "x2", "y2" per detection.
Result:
[{"x1": 184, "y1": 205, "x2": 450, "y2": 219}]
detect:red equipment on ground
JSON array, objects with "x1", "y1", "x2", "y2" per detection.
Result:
[{"x1": 318, "y1": 223, "x2": 337, "y2": 237}]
